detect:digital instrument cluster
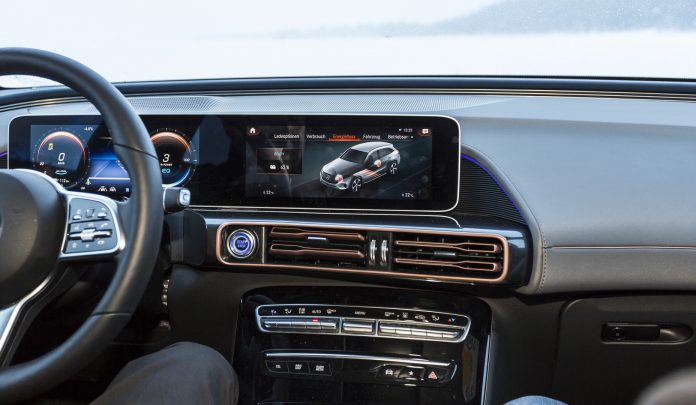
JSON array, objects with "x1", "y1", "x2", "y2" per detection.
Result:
[
  {"x1": 9, "y1": 116, "x2": 200, "y2": 198},
  {"x1": 9, "y1": 115, "x2": 460, "y2": 211}
]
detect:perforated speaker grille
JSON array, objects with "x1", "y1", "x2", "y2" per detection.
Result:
[{"x1": 452, "y1": 156, "x2": 525, "y2": 225}]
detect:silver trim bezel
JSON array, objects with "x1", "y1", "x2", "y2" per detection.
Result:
[
  {"x1": 0, "y1": 276, "x2": 52, "y2": 356},
  {"x1": 265, "y1": 351, "x2": 452, "y2": 367}
]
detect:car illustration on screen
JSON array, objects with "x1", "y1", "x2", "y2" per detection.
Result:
[{"x1": 320, "y1": 141, "x2": 400, "y2": 193}]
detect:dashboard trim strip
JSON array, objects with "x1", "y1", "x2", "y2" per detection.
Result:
[{"x1": 264, "y1": 351, "x2": 452, "y2": 367}]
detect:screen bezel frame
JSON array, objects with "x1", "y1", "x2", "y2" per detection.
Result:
[{"x1": 9, "y1": 114, "x2": 461, "y2": 213}]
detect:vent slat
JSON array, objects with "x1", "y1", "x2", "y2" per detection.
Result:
[
  {"x1": 394, "y1": 258, "x2": 499, "y2": 272},
  {"x1": 269, "y1": 243, "x2": 365, "y2": 260},
  {"x1": 394, "y1": 240, "x2": 500, "y2": 254},
  {"x1": 269, "y1": 227, "x2": 365, "y2": 242}
]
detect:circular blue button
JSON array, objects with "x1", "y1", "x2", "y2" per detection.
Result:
[{"x1": 227, "y1": 230, "x2": 256, "y2": 259}]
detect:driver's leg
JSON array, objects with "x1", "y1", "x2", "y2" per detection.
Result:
[{"x1": 92, "y1": 341, "x2": 238, "y2": 405}]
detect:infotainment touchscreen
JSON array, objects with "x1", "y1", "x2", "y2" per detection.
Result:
[
  {"x1": 230, "y1": 115, "x2": 460, "y2": 211},
  {"x1": 244, "y1": 124, "x2": 433, "y2": 200}
]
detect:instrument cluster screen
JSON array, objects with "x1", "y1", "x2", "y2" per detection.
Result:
[{"x1": 9, "y1": 116, "x2": 201, "y2": 199}]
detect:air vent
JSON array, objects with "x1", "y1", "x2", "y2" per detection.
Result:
[
  {"x1": 392, "y1": 232, "x2": 506, "y2": 280},
  {"x1": 267, "y1": 226, "x2": 367, "y2": 266},
  {"x1": 216, "y1": 222, "x2": 519, "y2": 284}
]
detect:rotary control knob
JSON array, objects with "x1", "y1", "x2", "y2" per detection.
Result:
[{"x1": 226, "y1": 229, "x2": 257, "y2": 259}]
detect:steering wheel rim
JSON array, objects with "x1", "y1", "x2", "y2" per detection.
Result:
[{"x1": 0, "y1": 48, "x2": 163, "y2": 402}]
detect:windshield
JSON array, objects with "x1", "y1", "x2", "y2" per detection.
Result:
[
  {"x1": 340, "y1": 149, "x2": 368, "y2": 164},
  {"x1": 3, "y1": 0, "x2": 696, "y2": 87}
]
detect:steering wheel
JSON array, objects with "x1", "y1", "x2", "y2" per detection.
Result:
[{"x1": 0, "y1": 48, "x2": 163, "y2": 402}]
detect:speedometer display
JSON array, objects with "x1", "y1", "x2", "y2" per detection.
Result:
[
  {"x1": 151, "y1": 130, "x2": 196, "y2": 187},
  {"x1": 33, "y1": 130, "x2": 89, "y2": 187}
]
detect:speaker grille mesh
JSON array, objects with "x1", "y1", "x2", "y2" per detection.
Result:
[{"x1": 453, "y1": 156, "x2": 525, "y2": 225}]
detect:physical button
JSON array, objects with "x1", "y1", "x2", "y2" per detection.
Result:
[
  {"x1": 305, "y1": 319, "x2": 322, "y2": 330},
  {"x1": 410, "y1": 328, "x2": 428, "y2": 338},
  {"x1": 320, "y1": 319, "x2": 338, "y2": 331},
  {"x1": 379, "y1": 365, "x2": 402, "y2": 379},
  {"x1": 424, "y1": 367, "x2": 449, "y2": 382},
  {"x1": 289, "y1": 361, "x2": 309, "y2": 374},
  {"x1": 343, "y1": 320, "x2": 375, "y2": 334},
  {"x1": 398, "y1": 367, "x2": 424, "y2": 381},
  {"x1": 226, "y1": 229, "x2": 256, "y2": 259},
  {"x1": 266, "y1": 361, "x2": 288, "y2": 373},
  {"x1": 309, "y1": 361, "x2": 331, "y2": 376},
  {"x1": 378, "y1": 324, "x2": 397, "y2": 335}
]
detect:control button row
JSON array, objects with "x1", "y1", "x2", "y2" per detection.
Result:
[
  {"x1": 63, "y1": 197, "x2": 120, "y2": 256},
  {"x1": 378, "y1": 364, "x2": 449, "y2": 383},
  {"x1": 257, "y1": 304, "x2": 469, "y2": 328},
  {"x1": 378, "y1": 322, "x2": 462, "y2": 341},
  {"x1": 266, "y1": 360, "x2": 331, "y2": 376},
  {"x1": 70, "y1": 199, "x2": 110, "y2": 222},
  {"x1": 261, "y1": 317, "x2": 339, "y2": 332}
]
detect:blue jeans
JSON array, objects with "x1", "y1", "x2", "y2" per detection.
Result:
[{"x1": 505, "y1": 396, "x2": 567, "y2": 405}]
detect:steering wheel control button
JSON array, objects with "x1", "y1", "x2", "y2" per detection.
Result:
[
  {"x1": 70, "y1": 198, "x2": 110, "y2": 221},
  {"x1": 64, "y1": 197, "x2": 119, "y2": 256},
  {"x1": 226, "y1": 229, "x2": 257, "y2": 259}
]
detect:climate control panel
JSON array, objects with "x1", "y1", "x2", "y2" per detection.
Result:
[{"x1": 256, "y1": 304, "x2": 470, "y2": 343}]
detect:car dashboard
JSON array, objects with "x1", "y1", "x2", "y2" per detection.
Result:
[{"x1": 2, "y1": 79, "x2": 696, "y2": 405}]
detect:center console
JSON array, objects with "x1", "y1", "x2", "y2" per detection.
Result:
[{"x1": 234, "y1": 287, "x2": 491, "y2": 405}]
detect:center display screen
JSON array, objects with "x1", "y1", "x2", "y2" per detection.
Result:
[
  {"x1": 230, "y1": 115, "x2": 460, "y2": 210},
  {"x1": 245, "y1": 124, "x2": 433, "y2": 200},
  {"x1": 9, "y1": 115, "x2": 460, "y2": 212}
]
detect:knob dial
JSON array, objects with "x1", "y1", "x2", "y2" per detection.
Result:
[{"x1": 226, "y1": 229, "x2": 257, "y2": 259}]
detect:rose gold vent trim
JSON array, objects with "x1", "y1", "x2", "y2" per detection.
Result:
[
  {"x1": 393, "y1": 240, "x2": 500, "y2": 254},
  {"x1": 215, "y1": 222, "x2": 509, "y2": 284},
  {"x1": 268, "y1": 243, "x2": 365, "y2": 260},
  {"x1": 269, "y1": 227, "x2": 366, "y2": 242},
  {"x1": 393, "y1": 258, "x2": 500, "y2": 273}
]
